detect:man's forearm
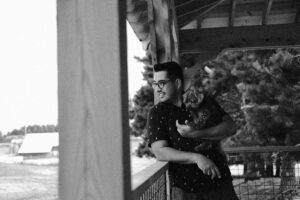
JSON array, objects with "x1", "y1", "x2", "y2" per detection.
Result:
[
  {"x1": 154, "y1": 146, "x2": 198, "y2": 164},
  {"x1": 152, "y1": 145, "x2": 222, "y2": 178},
  {"x1": 190, "y1": 116, "x2": 236, "y2": 140},
  {"x1": 151, "y1": 140, "x2": 199, "y2": 164}
]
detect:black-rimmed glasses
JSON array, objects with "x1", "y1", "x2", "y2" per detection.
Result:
[{"x1": 151, "y1": 79, "x2": 172, "y2": 89}]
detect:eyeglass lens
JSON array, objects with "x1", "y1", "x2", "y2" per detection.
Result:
[{"x1": 152, "y1": 80, "x2": 170, "y2": 89}]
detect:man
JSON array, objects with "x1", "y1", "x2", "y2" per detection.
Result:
[{"x1": 147, "y1": 61, "x2": 238, "y2": 200}]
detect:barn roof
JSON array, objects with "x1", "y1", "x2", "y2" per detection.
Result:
[{"x1": 18, "y1": 132, "x2": 59, "y2": 154}]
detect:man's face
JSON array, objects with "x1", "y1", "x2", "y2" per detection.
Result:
[{"x1": 152, "y1": 71, "x2": 177, "y2": 103}]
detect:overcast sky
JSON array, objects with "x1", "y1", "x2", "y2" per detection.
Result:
[{"x1": 0, "y1": 0, "x2": 146, "y2": 134}]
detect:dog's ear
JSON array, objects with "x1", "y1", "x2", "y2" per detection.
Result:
[
  {"x1": 182, "y1": 91, "x2": 188, "y2": 103},
  {"x1": 183, "y1": 63, "x2": 201, "y2": 91},
  {"x1": 198, "y1": 93, "x2": 204, "y2": 104}
]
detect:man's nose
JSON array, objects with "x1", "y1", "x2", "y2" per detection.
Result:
[{"x1": 156, "y1": 88, "x2": 162, "y2": 93}]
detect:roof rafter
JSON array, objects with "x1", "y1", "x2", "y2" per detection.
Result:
[
  {"x1": 176, "y1": 0, "x2": 199, "y2": 9},
  {"x1": 229, "y1": 0, "x2": 237, "y2": 27},
  {"x1": 177, "y1": 1, "x2": 216, "y2": 18},
  {"x1": 262, "y1": 0, "x2": 274, "y2": 25},
  {"x1": 178, "y1": 0, "x2": 227, "y2": 28},
  {"x1": 295, "y1": 1, "x2": 300, "y2": 23}
]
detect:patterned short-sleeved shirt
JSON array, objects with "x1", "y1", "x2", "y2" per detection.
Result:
[{"x1": 147, "y1": 101, "x2": 233, "y2": 192}]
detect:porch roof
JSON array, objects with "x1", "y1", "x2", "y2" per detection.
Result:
[{"x1": 127, "y1": 0, "x2": 300, "y2": 54}]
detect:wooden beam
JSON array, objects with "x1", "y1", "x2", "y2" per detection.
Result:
[
  {"x1": 147, "y1": 0, "x2": 179, "y2": 63},
  {"x1": 170, "y1": 0, "x2": 180, "y2": 63},
  {"x1": 262, "y1": 0, "x2": 274, "y2": 25},
  {"x1": 165, "y1": 0, "x2": 172, "y2": 62},
  {"x1": 229, "y1": 0, "x2": 237, "y2": 27},
  {"x1": 295, "y1": 2, "x2": 300, "y2": 23},
  {"x1": 180, "y1": 24, "x2": 300, "y2": 54},
  {"x1": 57, "y1": 0, "x2": 132, "y2": 200},
  {"x1": 196, "y1": 16, "x2": 204, "y2": 29},
  {"x1": 126, "y1": 0, "x2": 150, "y2": 50},
  {"x1": 149, "y1": 0, "x2": 179, "y2": 103},
  {"x1": 147, "y1": 0, "x2": 158, "y2": 64},
  {"x1": 178, "y1": 0, "x2": 226, "y2": 28}
]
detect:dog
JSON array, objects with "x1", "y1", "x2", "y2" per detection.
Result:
[{"x1": 182, "y1": 66, "x2": 225, "y2": 152}]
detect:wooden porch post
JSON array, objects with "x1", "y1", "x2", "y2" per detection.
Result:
[
  {"x1": 57, "y1": 0, "x2": 131, "y2": 200},
  {"x1": 148, "y1": 0, "x2": 179, "y2": 64},
  {"x1": 148, "y1": 0, "x2": 179, "y2": 104}
]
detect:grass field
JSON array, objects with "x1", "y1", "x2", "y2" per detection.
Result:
[
  {"x1": 0, "y1": 138, "x2": 154, "y2": 200},
  {"x1": 0, "y1": 156, "x2": 155, "y2": 200},
  {"x1": 0, "y1": 163, "x2": 58, "y2": 200}
]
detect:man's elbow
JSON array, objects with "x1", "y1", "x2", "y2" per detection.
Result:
[
  {"x1": 155, "y1": 155, "x2": 166, "y2": 162},
  {"x1": 152, "y1": 148, "x2": 168, "y2": 162},
  {"x1": 151, "y1": 141, "x2": 170, "y2": 161}
]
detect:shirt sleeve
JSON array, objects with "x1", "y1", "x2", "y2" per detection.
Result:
[{"x1": 147, "y1": 106, "x2": 169, "y2": 147}]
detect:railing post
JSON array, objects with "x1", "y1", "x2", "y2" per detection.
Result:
[{"x1": 166, "y1": 169, "x2": 171, "y2": 200}]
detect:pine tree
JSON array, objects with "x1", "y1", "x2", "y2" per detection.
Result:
[
  {"x1": 199, "y1": 49, "x2": 300, "y2": 146},
  {"x1": 130, "y1": 54, "x2": 154, "y2": 157},
  {"x1": 131, "y1": 85, "x2": 154, "y2": 137},
  {"x1": 199, "y1": 48, "x2": 300, "y2": 187}
]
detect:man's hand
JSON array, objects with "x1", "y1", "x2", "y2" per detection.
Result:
[
  {"x1": 194, "y1": 154, "x2": 221, "y2": 179},
  {"x1": 176, "y1": 120, "x2": 197, "y2": 138}
]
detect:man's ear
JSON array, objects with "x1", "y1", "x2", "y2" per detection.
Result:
[{"x1": 175, "y1": 78, "x2": 183, "y2": 90}]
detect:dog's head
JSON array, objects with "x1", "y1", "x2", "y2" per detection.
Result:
[
  {"x1": 183, "y1": 65, "x2": 211, "y2": 108},
  {"x1": 183, "y1": 86, "x2": 205, "y2": 108}
]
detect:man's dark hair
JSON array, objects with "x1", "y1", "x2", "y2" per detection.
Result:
[{"x1": 153, "y1": 62, "x2": 184, "y2": 85}]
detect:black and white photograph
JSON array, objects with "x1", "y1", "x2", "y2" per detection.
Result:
[{"x1": 0, "y1": 0, "x2": 300, "y2": 199}]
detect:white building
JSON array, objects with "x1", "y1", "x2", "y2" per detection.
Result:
[{"x1": 18, "y1": 132, "x2": 59, "y2": 159}]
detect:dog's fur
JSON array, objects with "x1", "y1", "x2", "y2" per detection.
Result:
[{"x1": 183, "y1": 68, "x2": 224, "y2": 152}]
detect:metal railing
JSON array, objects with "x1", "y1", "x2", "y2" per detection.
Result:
[
  {"x1": 132, "y1": 162, "x2": 169, "y2": 200},
  {"x1": 224, "y1": 146, "x2": 300, "y2": 200},
  {"x1": 131, "y1": 146, "x2": 300, "y2": 200}
]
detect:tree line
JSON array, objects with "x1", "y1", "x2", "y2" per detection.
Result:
[{"x1": 6, "y1": 124, "x2": 58, "y2": 136}]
